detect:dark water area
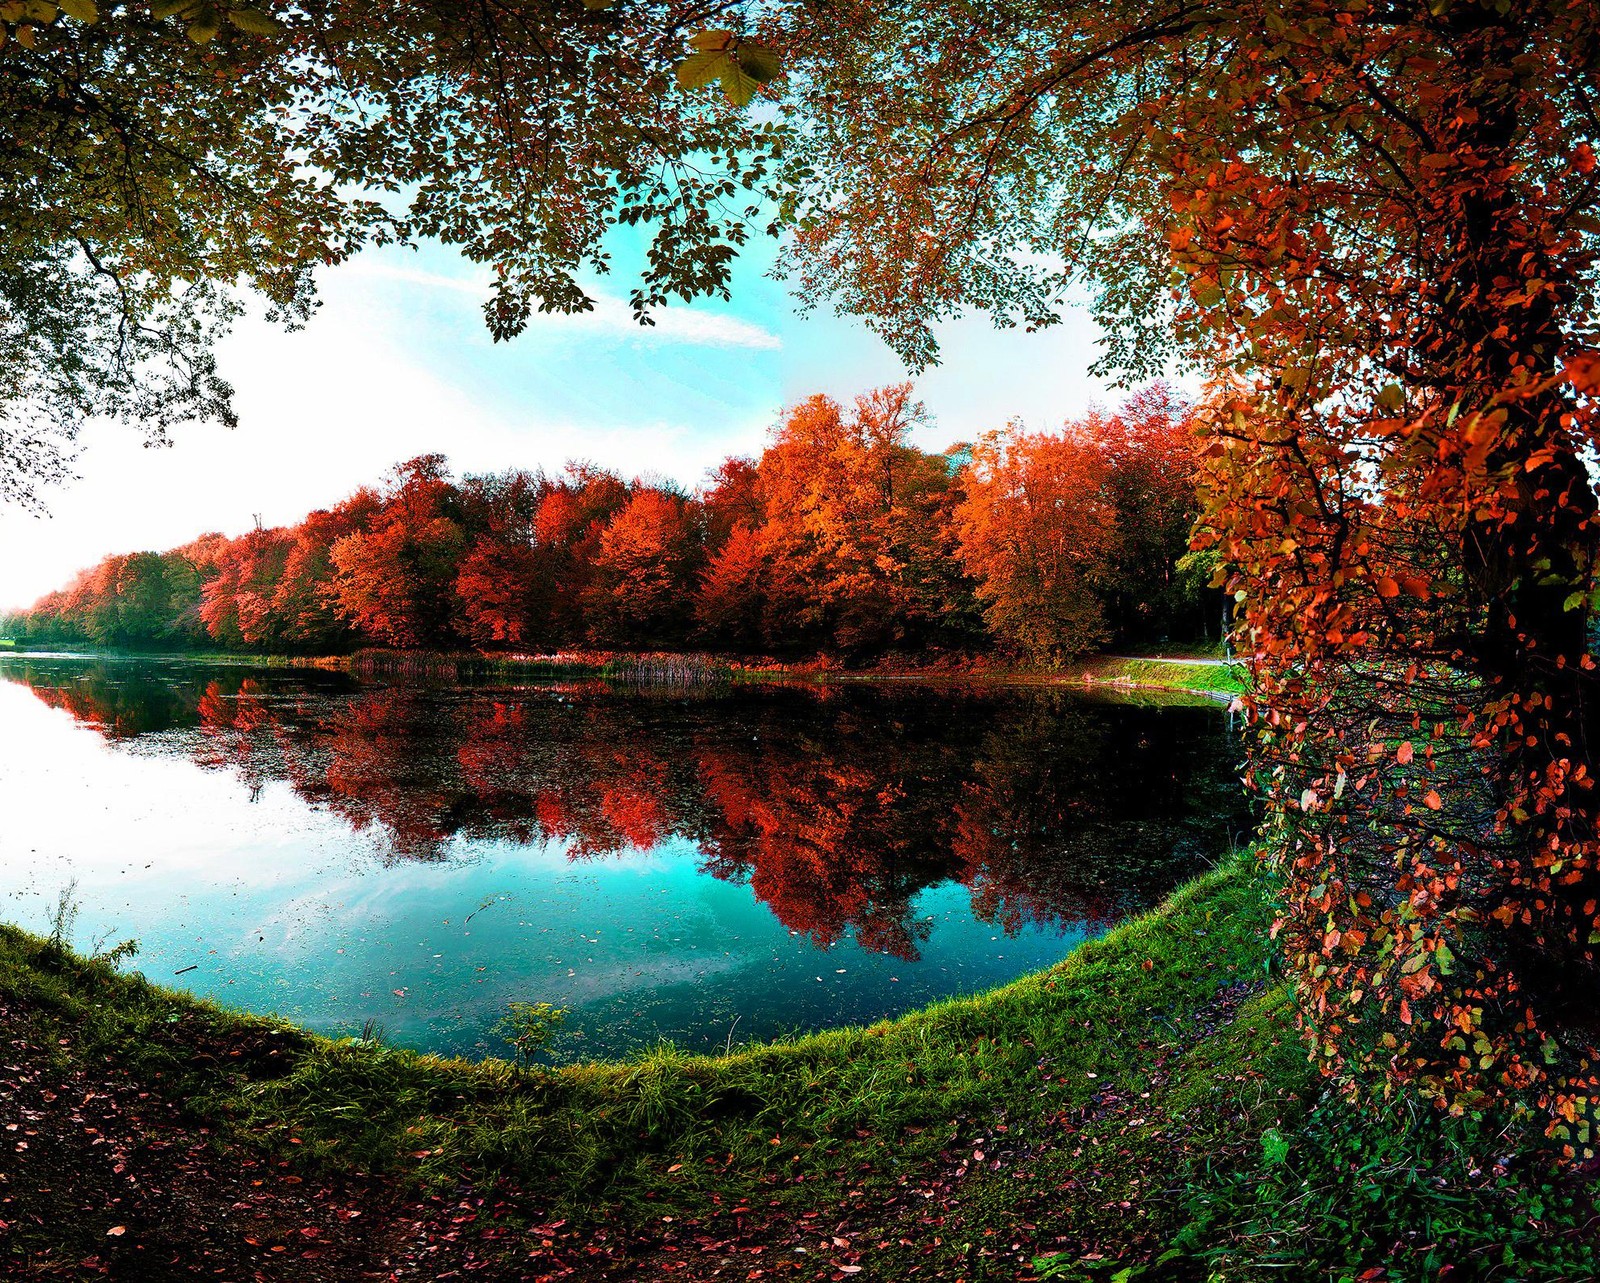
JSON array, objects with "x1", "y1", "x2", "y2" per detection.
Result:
[{"x1": 0, "y1": 655, "x2": 1250, "y2": 1060}]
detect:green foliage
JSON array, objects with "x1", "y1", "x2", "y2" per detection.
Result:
[
  {"x1": 6, "y1": 856, "x2": 1594, "y2": 1275},
  {"x1": 674, "y1": 30, "x2": 782, "y2": 108},
  {"x1": 495, "y1": 1001, "x2": 567, "y2": 1069},
  {"x1": 0, "y1": 856, "x2": 1274, "y2": 1217},
  {"x1": 46, "y1": 878, "x2": 77, "y2": 951},
  {"x1": 1074, "y1": 655, "x2": 1245, "y2": 698},
  {"x1": 1173, "y1": 1099, "x2": 1598, "y2": 1281},
  {"x1": 2, "y1": 2, "x2": 783, "y2": 505}
]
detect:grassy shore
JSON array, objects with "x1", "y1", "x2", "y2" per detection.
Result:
[
  {"x1": 1067, "y1": 655, "x2": 1246, "y2": 700},
  {"x1": 1, "y1": 644, "x2": 1247, "y2": 702},
  {"x1": 4, "y1": 851, "x2": 1590, "y2": 1280}
]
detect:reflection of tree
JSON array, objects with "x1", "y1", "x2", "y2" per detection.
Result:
[
  {"x1": 951, "y1": 696, "x2": 1241, "y2": 935},
  {"x1": 694, "y1": 723, "x2": 947, "y2": 961},
  {"x1": 3, "y1": 663, "x2": 1248, "y2": 956}
]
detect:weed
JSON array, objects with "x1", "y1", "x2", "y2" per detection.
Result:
[{"x1": 495, "y1": 1001, "x2": 566, "y2": 1069}]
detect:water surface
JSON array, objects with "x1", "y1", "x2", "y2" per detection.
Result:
[{"x1": 0, "y1": 656, "x2": 1247, "y2": 1060}]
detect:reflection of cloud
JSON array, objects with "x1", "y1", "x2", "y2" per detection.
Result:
[
  {"x1": 348, "y1": 262, "x2": 782, "y2": 351},
  {"x1": 542, "y1": 950, "x2": 747, "y2": 1002}
]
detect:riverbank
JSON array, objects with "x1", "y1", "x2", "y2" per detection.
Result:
[
  {"x1": 4, "y1": 854, "x2": 1588, "y2": 1281},
  {"x1": 341, "y1": 648, "x2": 1249, "y2": 701},
  {"x1": 0, "y1": 645, "x2": 1247, "y2": 701}
]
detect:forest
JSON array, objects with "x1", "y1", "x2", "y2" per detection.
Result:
[
  {"x1": 7, "y1": 0, "x2": 1600, "y2": 1277},
  {"x1": 4, "y1": 383, "x2": 1212, "y2": 663}
]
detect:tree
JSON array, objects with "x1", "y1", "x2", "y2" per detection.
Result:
[
  {"x1": 2, "y1": 1, "x2": 779, "y2": 506},
  {"x1": 453, "y1": 469, "x2": 548, "y2": 647},
  {"x1": 585, "y1": 487, "x2": 702, "y2": 646},
  {"x1": 953, "y1": 424, "x2": 1117, "y2": 664},
  {"x1": 271, "y1": 494, "x2": 380, "y2": 652},
  {"x1": 328, "y1": 455, "x2": 465, "y2": 648},
  {"x1": 755, "y1": 384, "x2": 963, "y2": 656},
  {"x1": 761, "y1": 0, "x2": 1600, "y2": 1140},
  {"x1": 197, "y1": 526, "x2": 293, "y2": 649},
  {"x1": 694, "y1": 521, "x2": 768, "y2": 651},
  {"x1": 1094, "y1": 386, "x2": 1208, "y2": 646},
  {"x1": 530, "y1": 464, "x2": 630, "y2": 644}
]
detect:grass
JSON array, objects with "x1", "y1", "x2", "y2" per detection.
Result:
[
  {"x1": 2, "y1": 859, "x2": 1273, "y2": 1212},
  {"x1": 1072, "y1": 654, "x2": 1248, "y2": 699},
  {"x1": 6, "y1": 643, "x2": 1243, "y2": 698},
  {"x1": 4, "y1": 852, "x2": 1593, "y2": 1278}
]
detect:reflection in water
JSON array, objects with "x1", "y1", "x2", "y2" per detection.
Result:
[{"x1": 0, "y1": 657, "x2": 1249, "y2": 1058}]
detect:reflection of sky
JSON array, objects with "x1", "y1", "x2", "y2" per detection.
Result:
[{"x1": 0, "y1": 683, "x2": 1084, "y2": 1060}]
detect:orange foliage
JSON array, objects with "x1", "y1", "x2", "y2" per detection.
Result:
[{"x1": 12, "y1": 387, "x2": 1206, "y2": 663}]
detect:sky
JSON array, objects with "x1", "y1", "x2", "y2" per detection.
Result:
[{"x1": 0, "y1": 234, "x2": 1122, "y2": 611}]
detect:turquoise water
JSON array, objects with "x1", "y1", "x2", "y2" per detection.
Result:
[{"x1": 0, "y1": 657, "x2": 1246, "y2": 1059}]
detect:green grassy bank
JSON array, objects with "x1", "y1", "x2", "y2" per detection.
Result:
[
  {"x1": 0, "y1": 644, "x2": 1245, "y2": 702},
  {"x1": 1069, "y1": 655, "x2": 1247, "y2": 700},
  {"x1": 3, "y1": 852, "x2": 1589, "y2": 1279}
]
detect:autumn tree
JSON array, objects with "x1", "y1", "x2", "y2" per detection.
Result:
[
  {"x1": 586, "y1": 487, "x2": 702, "y2": 646},
  {"x1": 954, "y1": 424, "x2": 1117, "y2": 664},
  {"x1": 271, "y1": 493, "x2": 380, "y2": 652},
  {"x1": 529, "y1": 464, "x2": 631, "y2": 644},
  {"x1": 453, "y1": 469, "x2": 548, "y2": 647},
  {"x1": 1094, "y1": 386, "x2": 1209, "y2": 645},
  {"x1": 755, "y1": 0, "x2": 1600, "y2": 1141},
  {"x1": 755, "y1": 384, "x2": 968, "y2": 656},
  {"x1": 198, "y1": 526, "x2": 292, "y2": 649},
  {"x1": 328, "y1": 455, "x2": 466, "y2": 648},
  {"x1": 695, "y1": 521, "x2": 768, "y2": 651}
]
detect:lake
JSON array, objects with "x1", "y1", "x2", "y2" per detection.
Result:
[{"x1": 0, "y1": 656, "x2": 1249, "y2": 1060}]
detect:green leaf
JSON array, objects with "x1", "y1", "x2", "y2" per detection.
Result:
[
  {"x1": 688, "y1": 28, "x2": 734, "y2": 52},
  {"x1": 227, "y1": 7, "x2": 281, "y2": 34},
  {"x1": 580, "y1": 0, "x2": 615, "y2": 8},
  {"x1": 675, "y1": 50, "x2": 726, "y2": 92},
  {"x1": 737, "y1": 43, "x2": 782, "y2": 85},
  {"x1": 1192, "y1": 279, "x2": 1222, "y2": 308},
  {"x1": 718, "y1": 60, "x2": 762, "y2": 107},
  {"x1": 57, "y1": 0, "x2": 98, "y2": 22},
  {"x1": 1375, "y1": 382, "x2": 1404, "y2": 413},
  {"x1": 187, "y1": 17, "x2": 221, "y2": 42},
  {"x1": 151, "y1": 0, "x2": 197, "y2": 17}
]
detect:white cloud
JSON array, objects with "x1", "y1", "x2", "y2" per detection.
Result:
[{"x1": 346, "y1": 260, "x2": 782, "y2": 351}]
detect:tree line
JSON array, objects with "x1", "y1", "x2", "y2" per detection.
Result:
[{"x1": 5, "y1": 384, "x2": 1212, "y2": 664}]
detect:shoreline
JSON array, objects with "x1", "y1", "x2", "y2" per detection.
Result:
[
  {"x1": 0, "y1": 646, "x2": 1247, "y2": 701},
  {"x1": 1, "y1": 855, "x2": 1290, "y2": 1278},
  {"x1": 3, "y1": 845, "x2": 1586, "y2": 1277}
]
